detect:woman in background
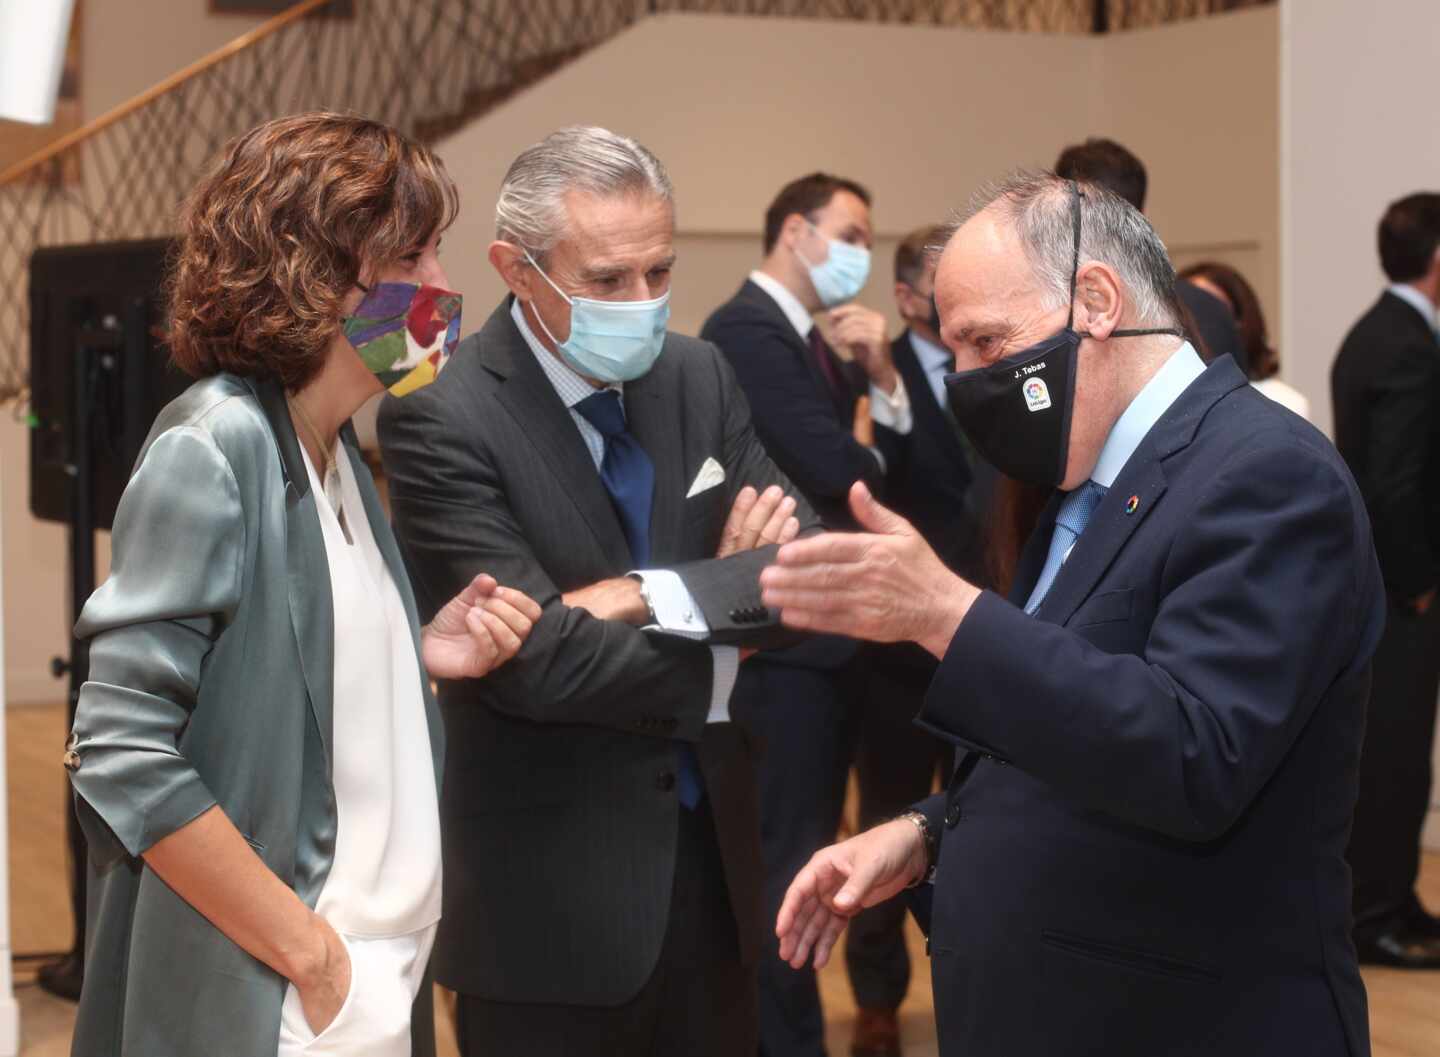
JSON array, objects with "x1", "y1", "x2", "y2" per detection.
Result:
[
  {"x1": 65, "y1": 112, "x2": 539, "y2": 1057},
  {"x1": 1179, "y1": 260, "x2": 1311, "y2": 420}
]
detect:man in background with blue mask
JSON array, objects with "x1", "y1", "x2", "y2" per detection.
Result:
[
  {"x1": 379, "y1": 126, "x2": 820, "y2": 1057},
  {"x1": 702, "y1": 173, "x2": 914, "y2": 1057}
]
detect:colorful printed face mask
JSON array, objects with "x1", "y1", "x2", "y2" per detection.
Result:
[{"x1": 343, "y1": 282, "x2": 462, "y2": 397}]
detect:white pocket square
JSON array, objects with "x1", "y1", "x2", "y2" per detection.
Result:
[{"x1": 686, "y1": 457, "x2": 726, "y2": 499}]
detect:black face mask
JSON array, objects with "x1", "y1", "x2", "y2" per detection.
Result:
[{"x1": 943, "y1": 182, "x2": 1182, "y2": 489}]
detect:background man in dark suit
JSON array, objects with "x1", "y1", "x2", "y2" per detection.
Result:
[
  {"x1": 766, "y1": 172, "x2": 1386, "y2": 1057},
  {"x1": 1055, "y1": 137, "x2": 1245, "y2": 369},
  {"x1": 379, "y1": 126, "x2": 820, "y2": 1057},
  {"x1": 840, "y1": 226, "x2": 989, "y2": 1057},
  {"x1": 1332, "y1": 191, "x2": 1440, "y2": 969},
  {"x1": 701, "y1": 173, "x2": 912, "y2": 1057}
]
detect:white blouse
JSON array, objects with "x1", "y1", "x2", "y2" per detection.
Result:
[{"x1": 278, "y1": 441, "x2": 441, "y2": 1056}]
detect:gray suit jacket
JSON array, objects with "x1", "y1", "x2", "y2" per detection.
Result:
[
  {"x1": 378, "y1": 299, "x2": 820, "y2": 1006},
  {"x1": 67, "y1": 374, "x2": 442, "y2": 1057}
]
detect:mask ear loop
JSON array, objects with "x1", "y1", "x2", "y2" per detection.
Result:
[
  {"x1": 1068, "y1": 180, "x2": 1185, "y2": 343},
  {"x1": 1066, "y1": 180, "x2": 1082, "y2": 332}
]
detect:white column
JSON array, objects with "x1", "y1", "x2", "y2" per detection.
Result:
[
  {"x1": 1281, "y1": 0, "x2": 1440, "y2": 850},
  {"x1": 0, "y1": 459, "x2": 21, "y2": 1053}
]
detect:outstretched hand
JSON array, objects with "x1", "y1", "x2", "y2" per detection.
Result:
[
  {"x1": 776, "y1": 819, "x2": 929, "y2": 970},
  {"x1": 759, "y1": 482, "x2": 979, "y2": 659},
  {"x1": 422, "y1": 573, "x2": 542, "y2": 680}
]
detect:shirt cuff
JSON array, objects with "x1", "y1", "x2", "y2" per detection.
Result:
[
  {"x1": 630, "y1": 569, "x2": 711, "y2": 635},
  {"x1": 869, "y1": 375, "x2": 913, "y2": 434},
  {"x1": 707, "y1": 646, "x2": 740, "y2": 724}
]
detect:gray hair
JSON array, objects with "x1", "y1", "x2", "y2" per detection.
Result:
[
  {"x1": 950, "y1": 170, "x2": 1180, "y2": 328},
  {"x1": 495, "y1": 125, "x2": 674, "y2": 259}
]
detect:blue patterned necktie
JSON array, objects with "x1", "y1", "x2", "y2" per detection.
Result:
[
  {"x1": 574, "y1": 390, "x2": 703, "y2": 810},
  {"x1": 1024, "y1": 481, "x2": 1107, "y2": 615}
]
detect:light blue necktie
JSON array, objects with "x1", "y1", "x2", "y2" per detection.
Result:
[{"x1": 1024, "y1": 481, "x2": 1107, "y2": 615}]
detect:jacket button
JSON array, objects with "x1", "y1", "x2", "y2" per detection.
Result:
[
  {"x1": 945, "y1": 801, "x2": 962, "y2": 828},
  {"x1": 656, "y1": 771, "x2": 676, "y2": 792}
]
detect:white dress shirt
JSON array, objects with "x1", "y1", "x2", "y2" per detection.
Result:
[
  {"x1": 747, "y1": 269, "x2": 913, "y2": 465},
  {"x1": 511, "y1": 299, "x2": 739, "y2": 724},
  {"x1": 278, "y1": 442, "x2": 440, "y2": 1056}
]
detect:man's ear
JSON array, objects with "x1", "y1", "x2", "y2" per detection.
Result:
[
  {"x1": 781, "y1": 213, "x2": 811, "y2": 253},
  {"x1": 893, "y1": 281, "x2": 916, "y2": 321},
  {"x1": 1072, "y1": 260, "x2": 1125, "y2": 340},
  {"x1": 489, "y1": 241, "x2": 534, "y2": 300}
]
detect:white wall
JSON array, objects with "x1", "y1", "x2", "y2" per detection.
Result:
[
  {"x1": 1281, "y1": 0, "x2": 1440, "y2": 436},
  {"x1": 1282, "y1": 0, "x2": 1440, "y2": 849},
  {"x1": 433, "y1": 10, "x2": 1278, "y2": 341}
]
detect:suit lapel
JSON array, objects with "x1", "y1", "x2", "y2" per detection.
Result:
[
  {"x1": 341, "y1": 432, "x2": 444, "y2": 788},
  {"x1": 625, "y1": 349, "x2": 687, "y2": 566},
  {"x1": 248, "y1": 378, "x2": 336, "y2": 770},
  {"x1": 1031, "y1": 355, "x2": 1248, "y2": 626},
  {"x1": 741, "y1": 280, "x2": 844, "y2": 423},
  {"x1": 481, "y1": 301, "x2": 634, "y2": 570}
]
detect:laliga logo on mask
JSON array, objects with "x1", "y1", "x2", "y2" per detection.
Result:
[{"x1": 1023, "y1": 377, "x2": 1052, "y2": 413}]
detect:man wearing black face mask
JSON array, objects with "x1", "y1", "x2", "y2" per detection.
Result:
[{"x1": 762, "y1": 172, "x2": 1386, "y2": 1057}]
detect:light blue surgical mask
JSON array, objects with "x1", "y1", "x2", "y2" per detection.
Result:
[
  {"x1": 524, "y1": 250, "x2": 670, "y2": 382},
  {"x1": 796, "y1": 222, "x2": 871, "y2": 307}
]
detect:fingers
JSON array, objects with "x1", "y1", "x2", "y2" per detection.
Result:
[
  {"x1": 756, "y1": 493, "x2": 797, "y2": 547},
  {"x1": 454, "y1": 573, "x2": 498, "y2": 609},
  {"x1": 776, "y1": 863, "x2": 821, "y2": 940},
  {"x1": 776, "y1": 515, "x2": 801, "y2": 546},
  {"x1": 848, "y1": 481, "x2": 910, "y2": 536},
  {"x1": 494, "y1": 585, "x2": 543, "y2": 623},
  {"x1": 759, "y1": 583, "x2": 850, "y2": 615},
  {"x1": 473, "y1": 605, "x2": 523, "y2": 659},
  {"x1": 833, "y1": 851, "x2": 886, "y2": 911},
  {"x1": 717, "y1": 486, "x2": 758, "y2": 558},
  {"x1": 736, "y1": 485, "x2": 785, "y2": 551},
  {"x1": 810, "y1": 913, "x2": 849, "y2": 970},
  {"x1": 480, "y1": 594, "x2": 535, "y2": 644},
  {"x1": 463, "y1": 607, "x2": 501, "y2": 670},
  {"x1": 769, "y1": 531, "x2": 875, "y2": 569}
]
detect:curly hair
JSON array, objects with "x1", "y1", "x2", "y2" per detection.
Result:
[{"x1": 168, "y1": 112, "x2": 459, "y2": 390}]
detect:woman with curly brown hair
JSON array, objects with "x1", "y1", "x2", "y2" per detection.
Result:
[{"x1": 64, "y1": 112, "x2": 539, "y2": 1057}]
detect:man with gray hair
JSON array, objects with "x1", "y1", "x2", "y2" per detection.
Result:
[
  {"x1": 763, "y1": 172, "x2": 1386, "y2": 1056},
  {"x1": 380, "y1": 125, "x2": 817, "y2": 1055}
]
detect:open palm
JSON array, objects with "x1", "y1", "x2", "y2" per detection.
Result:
[{"x1": 421, "y1": 574, "x2": 541, "y2": 680}]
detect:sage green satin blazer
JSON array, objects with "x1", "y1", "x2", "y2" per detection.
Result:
[{"x1": 66, "y1": 374, "x2": 443, "y2": 1057}]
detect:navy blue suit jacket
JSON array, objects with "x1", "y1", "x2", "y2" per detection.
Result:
[
  {"x1": 913, "y1": 357, "x2": 1385, "y2": 1056},
  {"x1": 701, "y1": 278, "x2": 904, "y2": 532}
]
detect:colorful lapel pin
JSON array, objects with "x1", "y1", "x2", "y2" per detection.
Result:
[{"x1": 1125, "y1": 494, "x2": 1140, "y2": 515}]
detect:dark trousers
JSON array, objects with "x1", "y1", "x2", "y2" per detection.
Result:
[
  {"x1": 845, "y1": 645, "x2": 950, "y2": 1011},
  {"x1": 455, "y1": 804, "x2": 757, "y2": 1057},
  {"x1": 1348, "y1": 596, "x2": 1440, "y2": 931},
  {"x1": 733, "y1": 656, "x2": 863, "y2": 1057}
]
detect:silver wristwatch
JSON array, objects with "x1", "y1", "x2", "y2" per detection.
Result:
[{"x1": 896, "y1": 810, "x2": 937, "y2": 887}]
